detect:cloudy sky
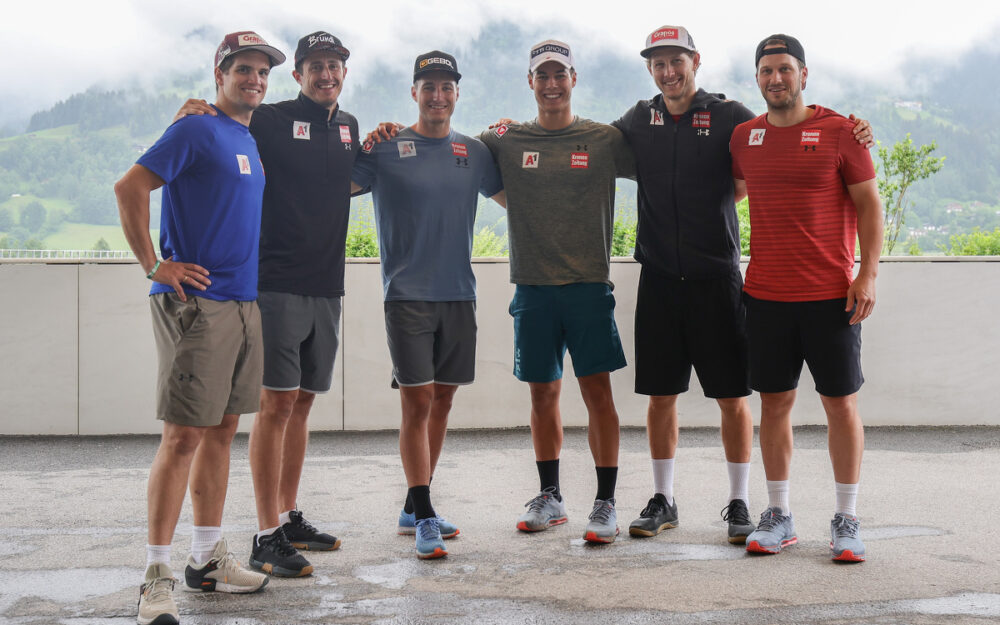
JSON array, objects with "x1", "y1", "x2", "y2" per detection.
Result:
[{"x1": 3, "y1": 0, "x2": 999, "y2": 125}]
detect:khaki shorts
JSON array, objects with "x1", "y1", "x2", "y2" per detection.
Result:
[{"x1": 150, "y1": 293, "x2": 263, "y2": 426}]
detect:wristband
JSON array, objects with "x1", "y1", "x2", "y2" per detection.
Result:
[{"x1": 146, "y1": 260, "x2": 162, "y2": 280}]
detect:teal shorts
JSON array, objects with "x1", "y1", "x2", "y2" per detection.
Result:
[{"x1": 508, "y1": 283, "x2": 626, "y2": 383}]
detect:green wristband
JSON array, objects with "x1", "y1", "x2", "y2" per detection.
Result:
[{"x1": 146, "y1": 259, "x2": 162, "y2": 280}]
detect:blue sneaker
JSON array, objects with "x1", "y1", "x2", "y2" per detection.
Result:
[
  {"x1": 397, "y1": 509, "x2": 459, "y2": 538},
  {"x1": 746, "y1": 507, "x2": 797, "y2": 554},
  {"x1": 830, "y1": 513, "x2": 866, "y2": 562},
  {"x1": 414, "y1": 517, "x2": 448, "y2": 560}
]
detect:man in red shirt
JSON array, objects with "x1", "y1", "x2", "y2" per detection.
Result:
[{"x1": 729, "y1": 34, "x2": 883, "y2": 562}]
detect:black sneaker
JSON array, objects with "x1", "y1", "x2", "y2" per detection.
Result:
[
  {"x1": 628, "y1": 494, "x2": 679, "y2": 537},
  {"x1": 721, "y1": 498, "x2": 755, "y2": 544},
  {"x1": 282, "y1": 509, "x2": 342, "y2": 551},
  {"x1": 249, "y1": 527, "x2": 314, "y2": 577}
]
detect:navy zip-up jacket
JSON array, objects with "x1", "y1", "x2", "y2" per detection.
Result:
[{"x1": 613, "y1": 89, "x2": 754, "y2": 280}]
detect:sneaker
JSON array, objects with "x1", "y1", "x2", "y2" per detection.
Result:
[
  {"x1": 746, "y1": 506, "x2": 798, "y2": 554},
  {"x1": 398, "y1": 509, "x2": 460, "y2": 539},
  {"x1": 721, "y1": 499, "x2": 756, "y2": 545},
  {"x1": 184, "y1": 538, "x2": 268, "y2": 593},
  {"x1": 415, "y1": 517, "x2": 448, "y2": 560},
  {"x1": 282, "y1": 509, "x2": 342, "y2": 551},
  {"x1": 249, "y1": 527, "x2": 314, "y2": 577},
  {"x1": 516, "y1": 486, "x2": 568, "y2": 532},
  {"x1": 137, "y1": 562, "x2": 178, "y2": 625},
  {"x1": 628, "y1": 494, "x2": 678, "y2": 537},
  {"x1": 584, "y1": 498, "x2": 620, "y2": 544},
  {"x1": 830, "y1": 513, "x2": 866, "y2": 562}
]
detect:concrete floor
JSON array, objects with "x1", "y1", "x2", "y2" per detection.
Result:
[{"x1": 1, "y1": 426, "x2": 999, "y2": 624}]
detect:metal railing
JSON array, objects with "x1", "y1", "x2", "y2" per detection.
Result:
[{"x1": 0, "y1": 249, "x2": 134, "y2": 259}]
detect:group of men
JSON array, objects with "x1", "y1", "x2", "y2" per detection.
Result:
[{"x1": 114, "y1": 23, "x2": 882, "y2": 625}]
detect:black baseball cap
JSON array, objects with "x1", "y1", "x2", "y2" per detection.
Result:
[
  {"x1": 295, "y1": 31, "x2": 350, "y2": 67},
  {"x1": 413, "y1": 51, "x2": 461, "y2": 82},
  {"x1": 755, "y1": 34, "x2": 805, "y2": 68}
]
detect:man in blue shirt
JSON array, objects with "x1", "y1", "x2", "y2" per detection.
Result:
[
  {"x1": 351, "y1": 51, "x2": 504, "y2": 559},
  {"x1": 115, "y1": 31, "x2": 284, "y2": 625}
]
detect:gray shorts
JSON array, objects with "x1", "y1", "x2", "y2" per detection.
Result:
[
  {"x1": 150, "y1": 293, "x2": 263, "y2": 427},
  {"x1": 384, "y1": 301, "x2": 477, "y2": 387},
  {"x1": 258, "y1": 291, "x2": 342, "y2": 394}
]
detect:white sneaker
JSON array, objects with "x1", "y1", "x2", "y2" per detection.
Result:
[{"x1": 184, "y1": 538, "x2": 268, "y2": 593}]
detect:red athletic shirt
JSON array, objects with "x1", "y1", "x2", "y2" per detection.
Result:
[{"x1": 730, "y1": 105, "x2": 875, "y2": 302}]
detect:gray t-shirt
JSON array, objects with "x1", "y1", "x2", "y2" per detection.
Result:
[
  {"x1": 352, "y1": 127, "x2": 503, "y2": 301},
  {"x1": 480, "y1": 117, "x2": 635, "y2": 286}
]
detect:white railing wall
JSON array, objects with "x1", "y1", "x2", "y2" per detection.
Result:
[{"x1": 1, "y1": 257, "x2": 998, "y2": 435}]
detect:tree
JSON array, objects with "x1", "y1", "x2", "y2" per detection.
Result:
[
  {"x1": 93, "y1": 237, "x2": 111, "y2": 251},
  {"x1": 736, "y1": 198, "x2": 751, "y2": 257},
  {"x1": 472, "y1": 227, "x2": 508, "y2": 257},
  {"x1": 946, "y1": 227, "x2": 1000, "y2": 255},
  {"x1": 21, "y1": 201, "x2": 47, "y2": 233},
  {"x1": 611, "y1": 216, "x2": 636, "y2": 257},
  {"x1": 344, "y1": 221, "x2": 378, "y2": 258},
  {"x1": 0, "y1": 206, "x2": 12, "y2": 231},
  {"x1": 877, "y1": 135, "x2": 945, "y2": 255}
]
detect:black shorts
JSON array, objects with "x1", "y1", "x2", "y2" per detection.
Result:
[
  {"x1": 744, "y1": 294, "x2": 863, "y2": 397},
  {"x1": 634, "y1": 267, "x2": 750, "y2": 399}
]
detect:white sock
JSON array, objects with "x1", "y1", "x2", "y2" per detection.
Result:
[
  {"x1": 835, "y1": 482, "x2": 859, "y2": 517},
  {"x1": 727, "y1": 461, "x2": 751, "y2": 504},
  {"x1": 256, "y1": 526, "x2": 279, "y2": 542},
  {"x1": 766, "y1": 480, "x2": 790, "y2": 515},
  {"x1": 652, "y1": 458, "x2": 675, "y2": 505},
  {"x1": 278, "y1": 509, "x2": 294, "y2": 526},
  {"x1": 190, "y1": 526, "x2": 221, "y2": 565},
  {"x1": 146, "y1": 544, "x2": 172, "y2": 568}
]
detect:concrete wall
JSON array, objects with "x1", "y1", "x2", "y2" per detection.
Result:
[{"x1": 1, "y1": 258, "x2": 998, "y2": 434}]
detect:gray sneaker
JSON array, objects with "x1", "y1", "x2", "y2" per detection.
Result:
[
  {"x1": 137, "y1": 562, "x2": 178, "y2": 625},
  {"x1": 830, "y1": 513, "x2": 866, "y2": 562},
  {"x1": 746, "y1": 506, "x2": 797, "y2": 554},
  {"x1": 516, "y1": 486, "x2": 568, "y2": 532},
  {"x1": 583, "y1": 498, "x2": 620, "y2": 544},
  {"x1": 628, "y1": 494, "x2": 678, "y2": 537}
]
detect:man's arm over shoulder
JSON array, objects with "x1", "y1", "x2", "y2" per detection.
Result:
[{"x1": 607, "y1": 125, "x2": 636, "y2": 181}]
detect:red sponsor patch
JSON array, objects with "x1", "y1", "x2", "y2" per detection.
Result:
[
  {"x1": 571, "y1": 152, "x2": 589, "y2": 169},
  {"x1": 452, "y1": 142, "x2": 468, "y2": 157},
  {"x1": 693, "y1": 112, "x2": 711, "y2": 128},
  {"x1": 361, "y1": 138, "x2": 374, "y2": 154},
  {"x1": 801, "y1": 130, "x2": 821, "y2": 145},
  {"x1": 494, "y1": 124, "x2": 508, "y2": 138},
  {"x1": 339, "y1": 125, "x2": 352, "y2": 143},
  {"x1": 651, "y1": 28, "x2": 679, "y2": 43}
]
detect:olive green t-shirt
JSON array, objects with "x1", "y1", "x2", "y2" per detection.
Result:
[{"x1": 480, "y1": 117, "x2": 635, "y2": 286}]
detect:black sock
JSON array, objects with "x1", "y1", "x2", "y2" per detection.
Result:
[
  {"x1": 404, "y1": 475, "x2": 432, "y2": 514},
  {"x1": 408, "y1": 485, "x2": 435, "y2": 520},
  {"x1": 595, "y1": 466, "x2": 618, "y2": 501},
  {"x1": 536, "y1": 459, "x2": 561, "y2": 499}
]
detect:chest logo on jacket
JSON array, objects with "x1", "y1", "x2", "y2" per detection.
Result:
[
  {"x1": 650, "y1": 109, "x2": 665, "y2": 125},
  {"x1": 801, "y1": 130, "x2": 820, "y2": 151},
  {"x1": 293, "y1": 121, "x2": 310, "y2": 140},
  {"x1": 693, "y1": 112, "x2": 711, "y2": 135}
]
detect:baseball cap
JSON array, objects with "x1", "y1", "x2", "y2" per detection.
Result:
[
  {"x1": 413, "y1": 50, "x2": 462, "y2": 82},
  {"x1": 214, "y1": 31, "x2": 285, "y2": 68},
  {"x1": 640, "y1": 25, "x2": 697, "y2": 58},
  {"x1": 295, "y1": 31, "x2": 350, "y2": 66},
  {"x1": 529, "y1": 40, "x2": 574, "y2": 72},
  {"x1": 755, "y1": 34, "x2": 806, "y2": 68}
]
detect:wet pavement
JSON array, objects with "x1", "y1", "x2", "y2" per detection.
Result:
[{"x1": 1, "y1": 426, "x2": 999, "y2": 624}]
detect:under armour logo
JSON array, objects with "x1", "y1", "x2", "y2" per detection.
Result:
[
  {"x1": 575, "y1": 144, "x2": 589, "y2": 151},
  {"x1": 177, "y1": 373, "x2": 196, "y2": 383},
  {"x1": 803, "y1": 145, "x2": 816, "y2": 152},
  {"x1": 456, "y1": 157, "x2": 468, "y2": 167},
  {"x1": 697, "y1": 129, "x2": 710, "y2": 136}
]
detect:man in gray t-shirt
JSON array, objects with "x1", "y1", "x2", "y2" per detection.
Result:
[
  {"x1": 351, "y1": 51, "x2": 505, "y2": 560},
  {"x1": 478, "y1": 40, "x2": 636, "y2": 545}
]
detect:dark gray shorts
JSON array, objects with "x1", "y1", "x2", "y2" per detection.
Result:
[
  {"x1": 150, "y1": 294, "x2": 263, "y2": 426},
  {"x1": 384, "y1": 301, "x2": 477, "y2": 387},
  {"x1": 258, "y1": 291, "x2": 342, "y2": 394}
]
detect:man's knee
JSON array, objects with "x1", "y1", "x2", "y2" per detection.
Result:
[
  {"x1": 821, "y1": 393, "x2": 858, "y2": 422},
  {"x1": 259, "y1": 389, "x2": 298, "y2": 421},
  {"x1": 717, "y1": 396, "x2": 750, "y2": 420},
  {"x1": 160, "y1": 422, "x2": 205, "y2": 457},
  {"x1": 529, "y1": 381, "x2": 561, "y2": 410}
]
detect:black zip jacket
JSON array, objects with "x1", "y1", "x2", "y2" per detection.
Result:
[
  {"x1": 613, "y1": 89, "x2": 754, "y2": 280},
  {"x1": 250, "y1": 92, "x2": 359, "y2": 297}
]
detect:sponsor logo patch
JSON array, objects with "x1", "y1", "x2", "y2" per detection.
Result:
[
  {"x1": 361, "y1": 138, "x2": 374, "y2": 154},
  {"x1": 452, "y1": 142, "x2": 468, "y2": 157},
  {"x1": 650, "y1": 109, "x2": 664, "y2": 125},
  {"x1": 571, "y1": 152, "x2": 589, "y2": 168},
  {"x1": 693, "y1": 112, "x2": 711, "y2": 128},
  {"x1": 293, "y1": 121, "x2": 310, "y2": 140},
  {"x1": 522, "y1": 151, "x2": 539, "y2": 168},
  {"x1": 236, "y1": 154, "x2": 252, "y2": 174},
  {"x1": 748, "y1": 129, "x2": 766, "y2": 146},
  {"x1": 800, "y1": 130, "x2": 821, "y2": 144},
  {"x1": 398, "y1": 141, "x2": 416, "y2": 158},
  {"x1": 494, "y1": 124, "x2": 509, "y2": 138},
  {"x1": 651, "y1": 28, "x2": 679, "y2": 43},
  {"x1": 339, "y1": 125, "x2": 352, "y2": 143},
  {"x1": 238, "y1": 33, "x2": 265, "y2": 47},
  {"x1": 419, "y1": 57, "x2": 456, "y2": 70}
]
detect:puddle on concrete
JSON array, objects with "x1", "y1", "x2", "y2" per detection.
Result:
[
  {"x1": 0, "y1": 567, "x2": 134, "y2": 614},
  {"x1": 354, "y1": 560, "x2": 424, "y2": 589},
  {"x1": 865, "y1": 526, "x2": 945, "y2": 540},
  {"x1": 568, "y1": 538, "x2": 742, "y2": 561},
  {"x1": 896, "y1": 593, "x2": 1000, "y2": 618}
]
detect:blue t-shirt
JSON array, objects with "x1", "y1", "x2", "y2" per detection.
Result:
[
  {"x1": 137, "y1": 106, "x2": 265, "y2": 301},
  {"x1": 352, "y1": 128, "x2": 503, "y2": 301}
]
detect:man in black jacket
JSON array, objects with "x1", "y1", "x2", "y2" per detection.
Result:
[{"x1": 612, "y1": 25, "x2": 871, "y2": 544}]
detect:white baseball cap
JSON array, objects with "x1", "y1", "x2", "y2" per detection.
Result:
[
  {"x1": 640, "y1": 25, "x2": 697, "y2": 58},
  {"x1": 529, "y1": 39, "x2": 574, "y2": 72}
]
